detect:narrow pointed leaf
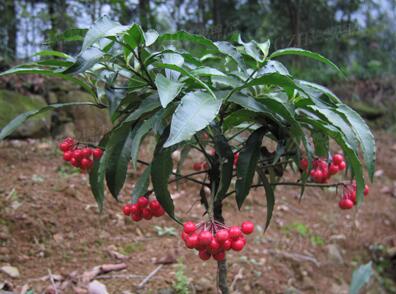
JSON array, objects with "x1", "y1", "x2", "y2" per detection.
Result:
[
  {"x1": 131, "y1": 165, "x2": 151, "y2": 203},
  {"x1": 257, "y1": 169, "x2": 275, "y2": 231}
]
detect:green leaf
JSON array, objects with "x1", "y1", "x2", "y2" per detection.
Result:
[
  {"x1": 191, "y1": 67, "x2": 226, "y2": 77},
  {"x1": 0, "y1": 102, "x2": 97, "y2": 140},
  {"x1": 151, "y1": 129, "x2": 179, "y2": 222},
  {"x1": 47, "y1": 28, "x2": 87, "y2": 44},
  {"x1": 297, "y1": 80, "x2": 341, "y2": 104},
  {"x1": 237, "y1": 35, "x2": 263, "y2": 62},
  {"x1": 226, "y1": 93, "x2": 277, "y2": 121},
  {"x1": 123, "y1": 24, "x2": 145, "y2": 51},
  {"x1": 33, "y1": 50, "x2": 71, "y2": 59},
  {"x1": 214, "y1": 41, "x2": 246, "y2": 71},
  {"x1": 243, "y1": 73, "x2": 303, "y2": 95},
  {"x1": 349, "y1": 262, "x2": 373, "y2": 294},
  {"x1": 63, "y1": 47, "x2": 104, "y2": 74},
  {"x1": 236, "y1": 127, "x2": 267, "y2": 209},
  {"x1": 131, "y1": 165, "x2": 151, "y2": 203},
  {"x1": 257, "y1": 40, "x2": 271, "y2": 59},
  {"x1": 0, "y1": 67, "x2": 95, "y2": 96},
  {"x1": 162, "y1": 53, "x2": 184, "y2": 80},
  {"x1": 82, "y1": 16, "x2": 129, "y2": 51},
  {"x1": 212, "y1": 126, "x2": 234, "y2": 203},
  {"x1": 118, "y1": 94, "x2": 161, "y2": 127},
  {"x1": 105, "y1": 126, "x2": 133, "y2": 199},
  {"x1": 157, "y1": 31, "x2": 217, "y2": 49},
  {"x1": 259, "y1": 60, "x2": 290, "y2": 76},
  {"x1": 336, "y1": 105, "x2": 376, "y2": 181},
  {"x1": 155, "y1": 73, "x2": 183, "y2": 108},
  {"x1": 164, "y1": 91, "x2": 222, "y2": 147},
  {"x1": 144, "y1": 29, "x2": 159, "y2": 46},
  {"x1": 270, "y1": 48, "x2": 341, "y2": 73},
  {"x1": 312, "y1": 131, "x2": 328, "y2": 157},
  {"x1": 223, "y1": 109, "x2": 256, "y2": 131},
  {"x1": 256, "y1": 169, "x2": 275, "y2": 231}
]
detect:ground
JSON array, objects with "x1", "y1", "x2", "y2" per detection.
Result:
[{"x1": 0, "y1": 132, "x2": 395, "y2": 294}]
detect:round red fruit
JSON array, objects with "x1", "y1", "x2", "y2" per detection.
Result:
[
  {"x1": 142, "y1": 208, "x2": 152, "y2": 220},
  {"x1": 215, "y1": 229, "x2": 229, "y2": 243},
  {"x1": 59, "y1": 142, "x2": 72, "y2": 152},
  {"x1": 198, "y1": 250, "x2": 211, "y2": 261},
  {"x1": 339, "y1": 199, "x2": 354, "y2": 210},
  {"x1": 329, "y1": 163, "x2": 339, "y2": 175},
  {"x1": 92, "y1": 148, "x2": 103, "y2": 159},
  {"x1": 73, "y1": 149, "x2": 84, "y2": 160},
  {"x1": 241, "y1": 221, "x2": 254, "y2": 235},
  {"x1": 202, "y1": 162, "x2": 209, "y2": 170},
  {"x1": 63, "y1": 151, "x2": 73, "y2": 161},
  {"x1": 183, "y1": 221, "x2": 196, "y2": 234},
  {"x1": 80, "y1": 158, "x2": 93, "y2": 169},
  {"x1": 131, "y1": 213, "x2": 142, "y2": 221},
  {"x1": 149, "y1": 199, "x2": 161, "y2": 211},
  {"x1": 228, "y1": 226, "x2": 242, "y2": 239},
  {"x1": 181, "y1": 231, "x2": 189, "y2": 241},
  {"x1": 213, "y1": 251, "x2": 225, "y2": 261},
  {"x1": 231, "y1": 239, "x2": 245, "y2": 251},
  {"x1": 198, "y1": 230, "x2": 213, "y2": 246},
  {"x1": 209, "y1": 239, "x2": 221, "y2": 252},
  {"x1": 70, "y1": 157, "x2": 80, "y2": 167},
  {"x1": 122, "y1": 204, "x2": 131, "y2": 216},
  {"x1": 137, "y1": 197, "x2": 149, "y2": 209},
  {"x1": 130, "y1": 204, "x2": 139, "y2": 214},
  {"x1": 223, "y1": 239, "x2": 232, "y2": 251},
  {"x1": 82, "y1": 147, "x2": 92, "y2": 158},
  {"x1": 185, "y1": 234, "x2": 199, "y2": 249},
  {"x1": 333, "y1": 154, "x2": 344, "y2": 165},
  {"x1": 364, "y1": 185, "x2": 369, "y2": 196},
  {"x1": 152, "y1": 206, "x2": 165, "y2": 217},
  {"x1": 192, "y1": 162, "x2": 202, "y2": 171},
  {"x1": 300, "y1": 158, "x2": 308, "y2": 170},
  {"x1": 338, "y1": 161, "x2": 346, "y2": 170}
]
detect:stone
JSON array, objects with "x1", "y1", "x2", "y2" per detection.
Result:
[
  {"x1": 1, "y1": 265, "x2": 20, "y2": 278},
  {"x1": 326, "y1": 244, "x2": 344, "y2": 265},
  {"x1": 88, "y1": 280, "x2": 108, "y2": 294},
  {"x1": 0, "y1": 90, "x2": 50, "y2": 138}
]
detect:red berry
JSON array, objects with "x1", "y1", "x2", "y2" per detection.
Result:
[
  {"x1": 73, "y1": 149, "x2": 84, "y2": 161},
  {"x1": 198, "y1": 230, "x2": 213, "y2": 246},
  {"x1": 228, "y1": 226, "x2": 242, "y2": 239},
  {"x1": 142, "y1": 208, "x2": 152, "y2": 220},
  {"x1": 63, "y1": 151, "x2": 73, "y2": 161},
  {"x1": 82, "y1": 147, "x2": 92, "y2": 158},
  {"x1": 198, "y1": 250, "x2": 211, "y2": 261},
  {"x1": 183, "y1": 221, "x2": 196, "y2": 234},
  {"x1": 131, "y1": 213, "x2": 142, "y2": 221},
  {"x1": 80, "y1": 158, "x2": 93, "y2": 169},
  {"x1": 349, "y1": 191, "x2": 357, "y2": 204},
  {"x1": 215, "y1": 229, "x2": 229, "y2": 243},
  {"x1": 223, "y1": 239, "x2": 232, "y2": 251},
  {"x1": 300, "y1": 158, "x2": 308, "y2": 170},
  {"x1": 130, "y1": 204, "x2": 139, "y2": 215},
  {"x1": 122, "y1": 204, "x2": 131, "y2": 216},
  {"x1": 59, "y1": 142, "x2": 72, "y2": 152},
  {"x1": 231, "y1": 239, "x2": 245, "y2": 251},
  {"x1": 329, "y1": 163, "x2": 339, "y2": 175},
  {"x1": 93, "y1": 148, "x2": 103, "y2": 159},
  {"x1": 70, "y1": 157, "x2": 80, "y2": 167},
  {"x1": 192, "y1": 162, "x2": 202, "y2": 171},
  {"x1": 185, "y1": 234, "x2": 199, "y2": 249},
  {"x1": 149, "y1": 200, "x2": 161, "y2": 211},
  {"x1": 152, "y1": 206, "x2": 165, "y2": 217},
  {"x1": 209, "y1": 238, "x2": 221, "y2": 252},
  {"x1": 137, "y1": 197, "x2": 149, "y2": 209},
  {"x1": 333, "y1": 154, "x2": 344, "y2": 165},
  {"x1": 338, "y1": 161, "x2": 346, "y2": 170},
  {"x1": 181, "y1": 231, "x2": 189, "y2": 241},
  {"x1": 213, "y1": 251, "x2": 225, "y2": 261},
  {"x1": 364, "y1": 185, "x2": 369, "y2": 196},
  {"x1": 233, "y1": 152, "x2": 239, "y2": 166},
  {"x1": 241, "y1": 221, "x2": 254, "y2": 235},
  {"x1": 339, "y1": 199, "x2": 354, "y2": 209},
  {"x1": 202, "y1": 162, "x2": 209, "y2": 170}
]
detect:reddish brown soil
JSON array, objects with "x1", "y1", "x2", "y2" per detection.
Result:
[{"x1": 0, "y1": 132, "x2": 395, "y2": 293}]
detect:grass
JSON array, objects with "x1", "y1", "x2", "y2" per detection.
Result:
[{"x1": 282, "y1": 222, "x2": 326, "y2": 246}]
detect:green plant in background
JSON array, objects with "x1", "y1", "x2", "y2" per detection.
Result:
[
  {"x1": 0, "y1": 16, "x2": 376, "y2": 293},
  {"x1": 174, "y1": 259, "x2": 190, "y2": 294}
]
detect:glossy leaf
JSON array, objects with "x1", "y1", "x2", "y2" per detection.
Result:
[
  {"x1": 164, "y1": 91, "x2": 222, "y2": 147},
  {"x1": 155, "y1": 73, "x2": 183, "y2": 108},
  {"x1": 256, "y1": 169, "x2": 275, "y2": 231},
  {"x1": 157, "y1": 31, "x2": 217, "y2": 49},
  {"x1": 63, "y1": 47, "x2": 104, "y2": 74},
  {"x1": 349, "y1": 262, "x2": 373, "y2": 294},
  {"x1": 131, "y1": 165, "x2": 151, "y2": 203},
  {"x1": 215, "y1": 41, "x2": 246, "y2": 71}
]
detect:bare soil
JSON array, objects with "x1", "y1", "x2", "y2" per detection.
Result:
[{"x1": 0, "y1": 132, "x2": 395, "y2": 293}]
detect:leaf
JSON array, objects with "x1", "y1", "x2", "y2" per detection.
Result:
[
  {"x1": 223, "y1": 109, "x2": 257, "y2": 131},
  {"x1": 243, "y1": 73, "x2": 303, "y2": 95},
  {"x1": 144, "y1": 29, "x2": 159, "y2": 46},
  {"x1": 235, "y1": 127, "x2": 267, "y2": 209},
  {"x1": 270, "y1": 48, "x2": 341, "y2": 73},
  {"x1": 33, "y1": 50, "x2": 71, "y2": 59},
  {"x1": 256, "y1": 169, "x2": 275, "y2": 231},
  {"x1": 82, "y1": 16, "x2": 129, "y2": 51},
  {"x1": 151, "y1": 129, "x2": 179, "y2": 222},
  {"x1": 123, "y1": 24, "x2": 145, "y2": 51},
  {"x1": 0, "y1": 67, "x2": 95, "y2": 96},
  {"x1": 47, "y1": 28, "x2": 87, "y2": 44},
  {"x1": 312, "y1": 131, "x2": 328, "y2": 157},
  {"x1": 191, "y1": 67, "x2": 226, "y2": 77},
  {"x1": 105, "y1": 126, "x2": 133, "y2": 199},
  {"x1": 0, "y1": 102, "x2": 97, "y2": 140},
  {"x1": 237, "y1": 35, "x2": 263, "y2": 62},
  {"x1": 349, "y1": 262, "x2": 373, "y2": 294},
  {"x1": 157, "y1": 31, "x2": 217, "y2": 49},
  {"x1": 258, "y1": 60, "x2": 290, "y2": 76},
  {"x1": 257, "y1": 40, "x2": 271, "y2": 59},
  {"x1": 131, "y1": 165, "x2": 151, "y2": 203},
  {"x1": 63, "y1": 47, "x2": 104, "y2": 74},
  {"x1": 162, "y1": 53, "x2": 184, "y2": 80},
  {"x1": 336, "y1": 105, "x2": 376, "y2": 181},
  {"x1": 296, "y1": 80, "x2": 341, "y2": 104},
  {"x1": 212, "y1": 126, "x2": 234, "y2": 203},
  {"x1": 226, "y1": 93, "x2": 277, "y2": 121},
  {"x1": 164, "y1": 91, "x2": 222, "y2": 147},
  {"x1": 155, "y1": 73, "x2": 183, "y2": 108},
  {"x1": 105, "y1": 87, "x2": 126, "y2": 120},
  {"x1": 214, "y1": 41, "x2": 246, "y2": 71},
  {"x1": 118, "y1": 94, "x2": 161, "y2": 127}
]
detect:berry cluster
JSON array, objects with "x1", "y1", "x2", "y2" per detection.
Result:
[
  {"x1": 300, "y1": 153, "x2": 346, "y2": 183},
  {"x1": 339, "y1": 182, "x2": 369, "y2": 209},
  {"x1": 181, "y1": 220, "x2": 254, "y2": 261},
  {"x1": 122, "y1": 197, "x2": 165, "y2": 221},
  {"x1": 59, "y1": 138, "x2": 103, "y2": 171}
]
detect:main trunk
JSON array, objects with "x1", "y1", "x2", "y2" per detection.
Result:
[{"x1": 214, "y1": 202, "x2": 229, "y2": 294}]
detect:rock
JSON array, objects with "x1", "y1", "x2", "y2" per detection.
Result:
[
  {"x1": 195, "y1": 277, "x2": 214, "y2": 292},
  {"x1": 88, "y1": 280, "x2": 108, "y2": 294},
  {"x1": 374, "y1": 169, "x2": 384, "y2": 177},
  {"x1": 1, "y1": 265, "x2": 20, "y2": 278},
  {"x1": 326, "y1": 244, "x2": 344, "y2": 265},
  {"x1": 0, "y1": 90, "x2": 50, "y2": 138}
]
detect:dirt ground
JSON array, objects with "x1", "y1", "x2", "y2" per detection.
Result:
[{"x1": 0, "y1": 131, "x2": 395, "y2": 294}]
